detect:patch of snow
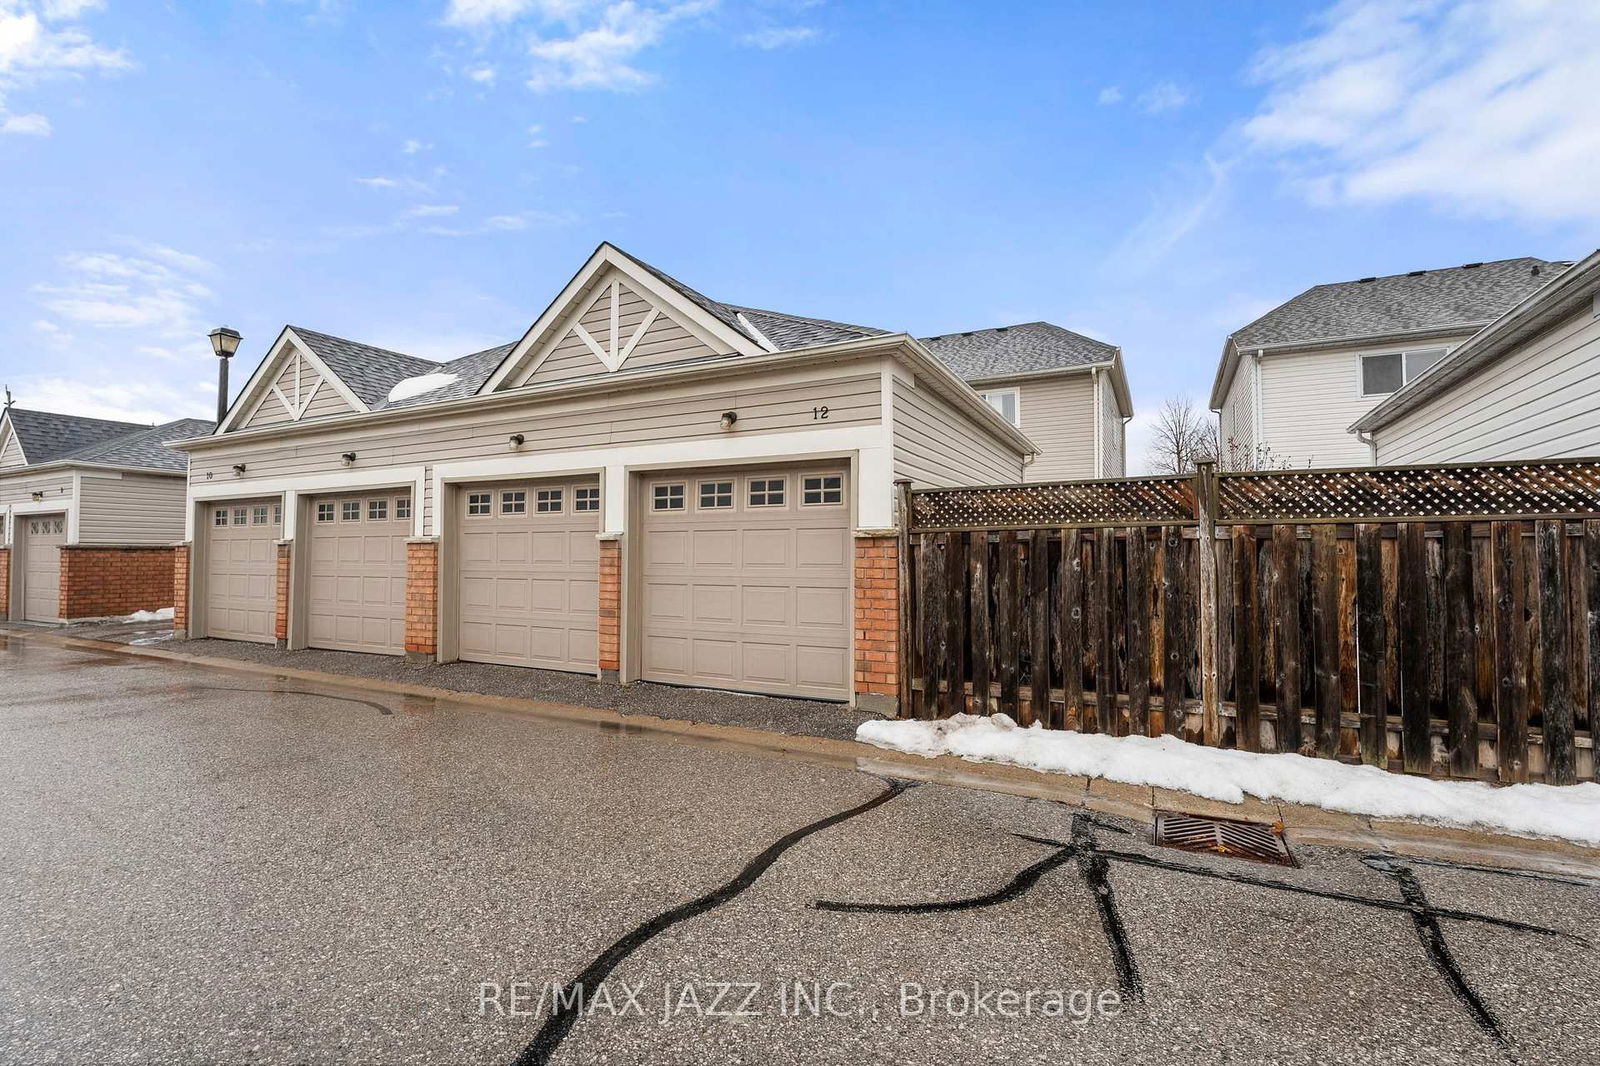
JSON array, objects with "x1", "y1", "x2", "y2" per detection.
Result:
[
  {"x1": 125, "y1": 607, "x2": 174, "y2": 623},
  {"x1": 857, "y1": 714, "x2": 1600, "y2": 847},
  {"x1": 386, "y1": 372, "x2": 458, "y2": 403}
]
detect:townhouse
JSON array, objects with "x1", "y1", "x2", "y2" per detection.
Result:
[{"x1": 169, "y1": 243, "x2": 1129, "y2": 711}]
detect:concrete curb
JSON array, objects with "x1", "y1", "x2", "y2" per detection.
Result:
[{"x1": 9, "y1": 627, "x2": 1599, "y2": 877}]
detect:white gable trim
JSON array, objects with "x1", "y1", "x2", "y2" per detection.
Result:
[
  {"x1": 0, "y1": 413, "x2": 26, "y2": 466},
  {"x1": 220, "y1": 328, "x2": 370, "y2": 433},
  {"x1": 481, "y1": 243, "x2": 765, "y2": 393}
]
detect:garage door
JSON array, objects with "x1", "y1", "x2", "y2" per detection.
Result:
[
  {"x1": 21, "y1": 513, "x2": 65, "y2": 622},
  {"x1": 306, "y1": 491, "x2": 410, "y2": 655},
  {"x1": 458, "y1": 478, "x2": 600, "y2": 672},
  {"x1": 204, "y1": 498, "x2": 281, "y2": 643},
  {"x1": 639, "y1": 467, "x2": 851, "y2": 700}
]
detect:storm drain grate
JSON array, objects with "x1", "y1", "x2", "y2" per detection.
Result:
[{"x1": 1153, "y1": 812, "x2": 1296, "y2": 867}]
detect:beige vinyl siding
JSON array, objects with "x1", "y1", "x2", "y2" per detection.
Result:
[
  {"x1": 526, "y1": 326, "x2": 609, "y2": 385},
  {"x1": 242, "y1": 356, "x2": 359, "y2": 429},
  {"x1": 1257, "y1": 335, "x2": 1475, "y2": 469},
  {"x1": 1097, "y1": 371, "x2": 1125, "y2": 477},
  {"x1": 0, "y1": 430, "x2": 24, "y2": 468},
  {"x1": 192, "y1": 367, "x2": 883, "y2": 533},
  {"x1": 519, "y1": 278, "x2": 720, "y2": 388},
  {"x1": 1374, "y1": 307, "x2": 1600, "y2": 464},
  {"x1": 1218, "y1": 354, "x2": 1256, "y2": 470},
  {"x1": 0, "y1": 470, "x2": 72, "y2": 510},
  {"x1": 1008, "y1": 374, "x2": 1095, "y2": 481},
  {"x1": 615, "y1": 298, "x2": 719, "y2": 371},
  {"x1": 77, "y1": 472, "x2": 187, "y2": 545},
  {"x1": 892, "y1": 375, "x2": 1023, "y2": 488}
]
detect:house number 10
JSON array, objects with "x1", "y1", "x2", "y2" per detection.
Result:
[{"x1": 812, "y1": 405, "x2": 830, "y2": 420}]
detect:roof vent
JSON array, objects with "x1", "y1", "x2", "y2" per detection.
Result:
[
  {"x1": 961, "y1": 332, "x2": 973, "y2": 337},
  {"x1": 996, "y1": 326, "x2": 1009, "y2": 332},
  {"x1": 1532, "y1": 264, "x2": 1542, "y2": 275},
  {"x1": 1357, "y1": 276, "x2": 1377, "y2": 283},
  {"x1": 1407, "y1": 270, "x2": 1426, "y2": 276},
  {"x1": 1461, "y1": 261, "x2": 1483, "y2": 269}
]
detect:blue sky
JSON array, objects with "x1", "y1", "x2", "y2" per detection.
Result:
[{"x1": 2, "y1": 0, "x2": 1598, "y2": 469}]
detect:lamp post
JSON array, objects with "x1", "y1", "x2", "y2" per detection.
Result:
[{"x1": 208, "y1": 326, "x2": 242, "y2": 426}]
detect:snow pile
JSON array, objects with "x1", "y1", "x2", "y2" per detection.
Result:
[
  {"x1": 386, "y1": 372, "x2": 458, "y2": 403},
  {"x1": 857, "y1": 714, "x2": 1600, "y2": 846},
  {"x1": 125, "y1": 607, "x2": 174, "y2": 623}
]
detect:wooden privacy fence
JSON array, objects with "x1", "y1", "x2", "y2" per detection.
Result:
[{"x1": 896, "y1": 458, "x2": 1600, "y2": 785}]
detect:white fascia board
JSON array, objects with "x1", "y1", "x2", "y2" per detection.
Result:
[
  {"x1": 282, "y1": 328, "x2": 372, "y2": 416},
  {"x1": 0, "y1": 460, "x2": 179, "y2": 479},
  {"x1": 0, "y1": 414, "x2": 26, "y2": 465},
  {"x1": 961, "y1": 360, "x2": 1116, "y2": 387},
  {"x1": 215, "y1": 325, "x2": 295, "y2": 434}
]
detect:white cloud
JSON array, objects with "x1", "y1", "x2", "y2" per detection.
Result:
[
  {"x1": 356, "y1": 175, "x2": 401, "y2": 188},
  {"x1": 526, "y1": 122, "x2": 547, "y2": 146},
  {"x1": 1136, "y1": 80, "x2": 1191, "y2": 114},
  {"x1": 443, "y1": 0, "x2": 598, "y2": 28},
  {"x1": 1097, "y1": 85, "x2": 1122, "y2": 105},
  {"x1": 402, "y1": 138, "x2": 431, "y2": 154},
  {"x1": 5, "y1": 377, "x2": 201, "y2": 424},
  {"x1": 466, "y1": 63, "x2": 497, "y2": 82},
  {"x1": 421, "y1": 208, "x2": 578, "y2": 235},
  {"x1": 525, "y1": 1, "x2": 711, "y2": 92},
  {"x1": 1108, "y1": 154, "x2": 1232, "y2": 274},
  {"x1": 1244, "y1": 0, "x2": 1600, "y2": 222},
  {"x1": 32, "y1": 243, "x2": 214, "y2": 340},
  {"x1": 401, "y1": 202, "x2": 461, "y2": 218},
  {"x1": 0, "y1": 109, "x2": 46, "y2": 133},
  {"x1": 0, "y1": 0, "x2": 129, "y2": 133},
  {"x1": 739, "y1": 25, "x2": 816, "y2": 49}
]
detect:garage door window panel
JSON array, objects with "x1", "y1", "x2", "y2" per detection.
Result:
[
  {"x1": 467, "y1": 492, "x2": 492, "y2": 516},
  {"x1": 748, "y1": 478, "x2": 786, "y2": 507},
  {"x1": 653, "y1": 484, "x2": 685, "y2": 511},
  {"x1": 802, "y1": 474, "x2": 843, "y2": 506},
  {"x1": 368, "y1": 499, "x2": 388, "y2": 520},
  {"x1": 536, "y1": 489, "x2": 563, "y2": 513},
  {"x1": 502, "y1": 490, "x2": 527, "y2": 515},
  {"x1": 698, "y1": 481, "x2": 733, "y2": 509},
  {"x1": 341, "y1": 500, "x2": 361, "y2": 522}
]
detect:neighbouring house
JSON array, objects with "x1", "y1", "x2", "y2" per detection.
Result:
[
  {"x1": 1210, "y1": 257, "x2": 1566, "y2": 470},
  {"x1": 168, "y1": 243, "x2": 1124, "y2": 712},
  {"x1": 1352, "y1": 248, "x2": 1600, "y2": 464},
  {"x1": 0, "y1": 408, "x2": 214, "y2": 623}
]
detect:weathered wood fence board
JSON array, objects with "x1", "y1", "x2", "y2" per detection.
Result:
[{"x1": 901, "y1": 457, "x2": 1600, "y2": 785}]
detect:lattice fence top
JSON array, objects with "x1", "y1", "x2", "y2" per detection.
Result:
[
  {"x1": 1217, "y1": 460, "x2": 1600, "y2": 522},
  {"x1": 910, "y1": 476, "x2": 1195, "y2": 531}
]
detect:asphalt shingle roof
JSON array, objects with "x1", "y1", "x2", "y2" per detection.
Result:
[
  {"x1": 1, "y1": 409, "x2": 213, "y2": 472},
  {"x1": 726, "y1": 306, "x2": 888, "y2": 351},
  {"x1": 3, "y1": 408, "x2": 147, "y2": 464},
  {"x1": 917, "y1": 322, "x2": 1117, "y2": 380},
  {"x1": 289, "y1": 327, "x2": 443, "y2": 408},
  {"x1": 1232, "y1": 257, "x2": 1566, "y2": 349},
  {"x1": 58, "y1": 418, "x2": 216, "y2": 471}
]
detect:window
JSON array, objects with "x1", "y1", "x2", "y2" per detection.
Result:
[
  {"x1": 574, "y1": 486, "x2": 600, "y2": 512},
  {"x1": 214, "y1": 508, "x2": 228, "y2": 527},
  {"x1": 1360, "y1": 347, "x2": 1449, "y2": 396},
  {"x1": 232, "y1": 507, "x2": 247, "y2": 526},
  {"x1": 341, "y1": 500, "x2": 361, "y2": 522},
  {"x1": 467, "y1": 492, "x2": 492, "y2": 516},
  {"x1": 535, "y1": 488, "x2": 563, "y2": 513},
  {"x1": 501, "y1": 490, "x2": 527, "y2": 515},
  {"x1": 749, "y1": 477, "x2": 785, "y2": 506},
  {"x1": 368, "y1": 499, "x2": 388, "y2": 521},
  {"x1": 273, "y1": 505, "x2": 282, "y2": 525},
  {"x1": 698, "y1": 480, "x2": 733, "y2": 508},
  {"x1": 652, "y1": 483, "x2": 685, "y2": 510},
  {"x1": 316, "y1": 502, "x2": 335, "y2": 523},
  {"x1": 803, "y1": 474, "x2": 843, "y2": 506},
  {"x1": 980, "y1": 388, "x2": 1021, "y2": 427},
  {"x1": 395, "y1": 497, "x2": 412, "y2": 521},
  {"x1": 251, "y1": 505, "x2": 269, "y2": 525}
]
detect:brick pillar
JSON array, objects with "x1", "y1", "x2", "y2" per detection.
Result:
[
  {"x1": 172, "y1": 543, "x2": 190, "y2": 638},
  {"x1": 405, "y1": 538, "x2": 439, "y2": 662},
  {"x1": 598, "y1": 535, "x2": 622, "y2": 681},
  {"x1": 853, "y1": 533, "x2": 900, "y2": 715},
  {"x1": 0, "y1": 545, "x2": 9, "y2": 622},
  {"x1": 274, "y1": 540, "x2": 292, "y2": 648},
  {"x1": 56, "y1": 545, "x2": 178, "y2": 620}
]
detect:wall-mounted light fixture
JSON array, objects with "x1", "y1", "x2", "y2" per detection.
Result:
[
  {"x1": 341, "y1": 452, "x2": 357, "y2": 467},
  {"x1": 29, "y1": 491, "x2": 43, "y2": 501},
  {"x1": 509, "y1": 433, "x2": 525, "y2": 448},
  {"x1": 232, "y1": 463, "x2": 247, "y2": 476},
  {"x1": 719, "y1": 410, "x2": 738, "y2": 431}
]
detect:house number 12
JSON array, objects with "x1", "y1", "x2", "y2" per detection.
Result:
[{"x1": 812, "y1": 405, "x2": 830, "y2": 420}]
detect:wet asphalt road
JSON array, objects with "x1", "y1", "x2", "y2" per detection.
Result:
[{"x1": 1, "y1": 636, "x2": 1597, "y2": 1066}]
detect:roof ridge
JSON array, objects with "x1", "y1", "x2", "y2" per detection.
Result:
[
  {"x1": 726, "y1": 304, "x2": 886, "y2": 336},
  {"x1": 288, "y1": 325, "x2": 441, "y2": 368},
  {"x1": 1309, "y1": 256, "x2": 1560, "y2": 289}
]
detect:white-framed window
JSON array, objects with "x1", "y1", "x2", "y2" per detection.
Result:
[
  {"x1": 341, "y1": 500, "x2": 361, "y2": 522},
  {"x1": 273, "y1": 504, "x2": 282, "y2": 525},
  {"x1": 698, "y1": 480, "x2": 733, "y2": 509},
  {"x1": 501, "y1": 490, "x2": 527, "y2": 515},
  {"x1": 536, "y1": 488, "x2": 563, "y2": 513},
  {"x1": 1359, "y1": 347, "x2": 1449, "y2": 397},
  {"x1": 368, "y1": 499, "x2": 388, "y2": 521},
  {"x1": 802, "y1": 474, "x2": 843, "y2": 506},
  {"x1": 652, "y1": 483, "x2": 685, "y2": 511},
  {"x1": 749, "y1": 477, "x2": 785, "y2": 506},
  {"x1": 232, "y1": 507, "x2": 247, "y2": 526},
  {"x1": 213, "y1": 508, "x2": 228, "y2": 527},
  {"x1": 979, "y1": 388, "x2": 1021, "y2": 427},
  {"x1": 574, "y1": 487, "x2": 600, "y2": 512},
  {"x1": 316, "y1": 502, "x2": 335, "y2": 523},
  {"x1": 467, "y1": 492, "x2": 492, "y2": 516},
  {"x1": 395, "y1": 497, "x2": 412, "y2": 521},
  {"x1": 251, "y1": 505, "x2": 269, "y2": 525}
]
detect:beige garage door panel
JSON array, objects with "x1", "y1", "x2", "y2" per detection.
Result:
[
  {"x1": 21, "y1": 513, "x2": 66, "y2": 623},
  {"x1": 306, "y1": 492, "x2": 410, "y2": 655},
  {"x1": 639, "y1": 468, "x2": 850, "y2": 701},
  {"x1": 204, "y1": 498, "x2": 282, "y2": 643},
  {"x1": 458, "y1": 479, "x2": 600, "y2": 673}
]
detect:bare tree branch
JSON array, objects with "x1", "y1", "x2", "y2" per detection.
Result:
[{"x1": 1144, "y1": 396, "x2": 1219, "y2": 474}]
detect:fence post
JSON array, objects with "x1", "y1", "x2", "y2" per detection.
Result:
[
  {"x1": 894, "y1": 479, "x2": 914, "y2": 720},
  {"x1": 1194, "y1": 460, "x2": 1221, "y2": 746}
]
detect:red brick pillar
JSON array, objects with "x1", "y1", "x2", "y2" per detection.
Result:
[
  {"x1": 274, "y1": 540, "x2": 292, "y2": 648},
  {"x1": 598, "y1": 534, "x2": 622, "y2": 681},
  {"x1": 56, "y1": 546, "x2": 178, "y2": 620},
  {"x1": 853, "y1": 532, "x2": 901, "y2": 715},
  {"x1": 405, "y1": 538, "x2": 439, "y2": 662},
  {"x1": 0, "y1": 545, "x2": 10, "y2": 622},
  {"x1": 173, "y1": 543, "x2": 190, "y2": 638}
]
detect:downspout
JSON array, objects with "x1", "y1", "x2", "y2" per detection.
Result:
[
  {"x1": 1250, "y1": 348, "x2": 1265, "y2": 464},
  {"x1": 1091, "y1": 366, "x2": 1103, "y2": 477},
  {"x1": 1355, "y1": 429, "x2": 1378, "y2": 465}
]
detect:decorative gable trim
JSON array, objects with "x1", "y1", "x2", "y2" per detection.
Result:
[
  {"x1": 480, "y1": 243, "x2": 766, "y2": 393},
  {"x1": 219, "y1": 327, "x2": 370, "y2": 433},
  {"x1": 0, "y1": 414, "x2": 26, "y2": 467}
]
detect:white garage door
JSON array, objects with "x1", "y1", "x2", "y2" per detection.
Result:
[
  {"x1": 204, "y1": 498, "x2": 281, "y2": 643},
  {"x1": 306, "y1": 492, "x2": 410, "y2": 655},
  {"x1": 21, "y1": 513, "x2": 65, "y2": 623},
  {"x1": 458, "y1": 478, "x2": 600, "y2": 672},
  {"x1": 639, "y1": 467, "x2": 851, "y2": 701}
]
